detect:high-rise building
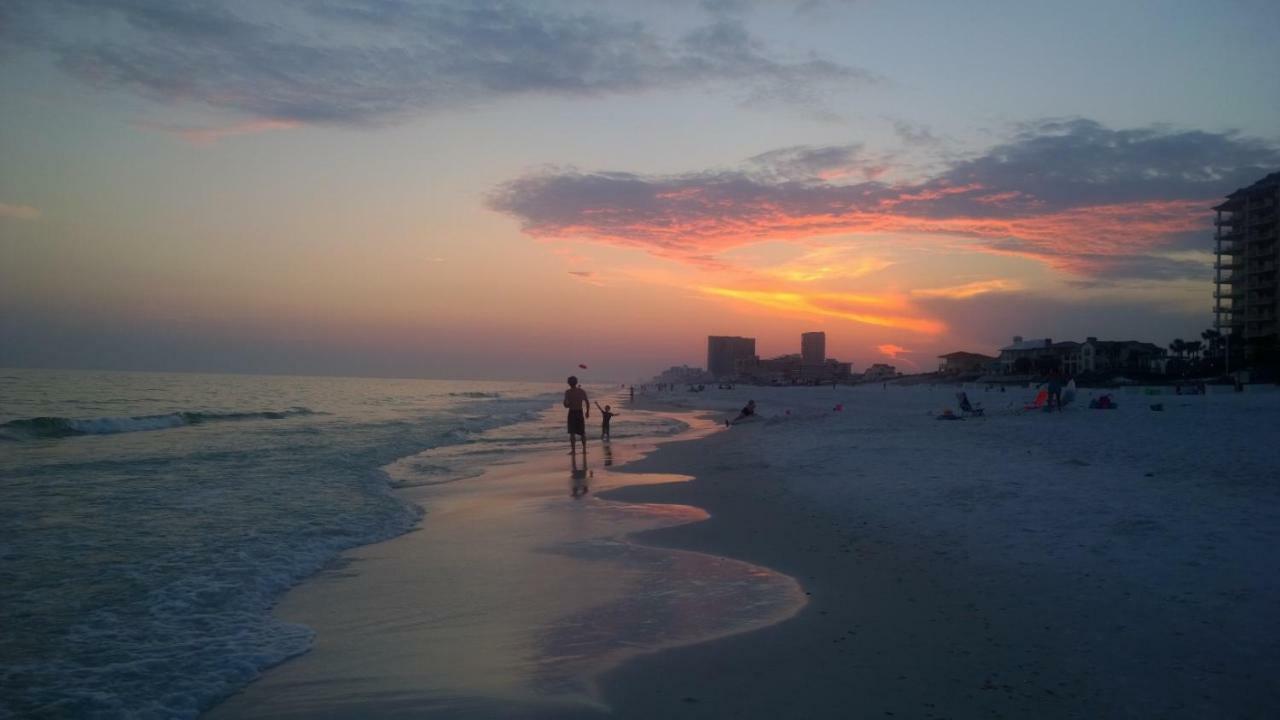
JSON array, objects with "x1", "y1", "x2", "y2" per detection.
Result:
[
  {"x1": 801, "y1": 331, "x2": 826, "y2": 365},
  {"x1": 1214, "y1": 172, "x2": 1279, "y2": 364},
  {"x1": 707, "y1": 336, "x2": 756, "y2": 378}
]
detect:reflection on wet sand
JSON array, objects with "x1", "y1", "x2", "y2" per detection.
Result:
[
  {"x1": 602, "y1": 441, "x2": 613, "y2": 467},
  {"x1": 571, "y1": 453, "x2": 590, "y2": 498}
]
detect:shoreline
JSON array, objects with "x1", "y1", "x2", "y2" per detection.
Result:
[{"x1": 204, "y1": 404, "x2": 805, "y2": 719}]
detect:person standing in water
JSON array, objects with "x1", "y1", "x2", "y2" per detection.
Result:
[
  {"x1": 564, "y1": 376, "x2": 590, "y2": 454},
  {"x1": 593, "y1": 401, "x2": 617, "y2": 439}
]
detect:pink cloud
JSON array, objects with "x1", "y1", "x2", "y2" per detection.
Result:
[
  {"x1": 137, "y1": 119, "x2": 301, "y2": 145},
  {"x1": 0, "y1": 203, "x2": 40, "y2": 221}
]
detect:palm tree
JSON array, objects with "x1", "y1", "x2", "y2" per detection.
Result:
[
  {"x1": 1202, "y1": 328, "x2": 1222, "y2": 363},
  {"x1": 1169, "y1": 338, "x2": 1186, "y2": 360},
  {"x1": 1186, "y1": 340, "x2": 1203, "y2": 362}
]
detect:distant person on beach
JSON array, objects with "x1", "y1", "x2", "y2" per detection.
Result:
[
  {"x1": 1045, "y1": 370, "x2": 1064, "y2": 411},
  {"x1": 726, "y1": 399, "x2": 757, "y2": 427},
  {"x1": 594, "y1": 401, "x2": 617, "y2": 439},
  {"x1": 564, "y1": 376, "x2": 589, "y2": 454},
  {"x1": 629, "y1": 385, "x2": 635, "y2": 402}
]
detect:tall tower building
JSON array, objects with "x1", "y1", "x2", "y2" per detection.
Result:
[
  {"x1": 1214, "y1": 172, "x2": 1279, "y2": 365},
  {"x1": 801, "y1": 331, "x2": 826, "y2": 365},
  {"x1": 707, "y1": 336, "x2": 756, "y2": 378}
]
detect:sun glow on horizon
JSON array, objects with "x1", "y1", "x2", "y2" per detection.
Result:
[{"x1": 699, "y1": 286, "x2": 946, "y2": 335}]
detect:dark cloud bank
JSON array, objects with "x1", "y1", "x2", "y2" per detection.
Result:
[
  {"x1": 1, "y1": 0, "x2": 866, "y2": 124},
  {"x1": 490, "y1": 119, "x2": 1280, "y2": 279}
]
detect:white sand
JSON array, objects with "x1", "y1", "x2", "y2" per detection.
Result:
[{"x1": 597, "y1": 383, "x2": 1280, "y2": 718}]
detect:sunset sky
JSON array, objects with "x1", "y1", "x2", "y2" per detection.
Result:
[{"x1": 2, "y1": 0, "x2": 1278, "y2": 380}]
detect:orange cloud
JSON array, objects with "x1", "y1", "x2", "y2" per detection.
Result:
[
  {"x1": 768, "y1": 246, "x2": 895, "y2": 283},
  {"x1": 509, "y1": 194, "x2": 1208, "y2": 275},
  {"x1": 911, "y1": 278, "x2": 1022, "y2": 299},
  {"x1": 876, "y1": 343, "x2": 909, "y2": 358},
  {"x1": 0, "y1": 203, "x2": 40, "y2": 220}
]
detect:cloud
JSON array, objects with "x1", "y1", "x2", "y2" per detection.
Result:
[
  {"x1": 0, "y1": 203, "x2": 41, "y2": 220},
  {"x1": 911, "y1": 279, "x2": 1022, "y2": 299},
  {"x1": 491, "y1": 120, "x2": 1280, "y2": 278},
  {"x1": 2, "y1": 0, "x2": 869, "y2": 126},
  {"x1": 136, "y1": 118, "x2": 300, "y2": 144},
  {"x1": 768, "y1": 245, "x2": 895, "y2": 282},
  {"x1": 700, "y1": 286, "x2": 945, "y2": 334},
  {"x1": 876, "y1": 343, "x2": 909, "y2": 358},
  {"x1": 747, "y1": 144, "x2": 879, "y2": 182},
  {"x1": 567, "y1": 269, "x2": 606, "y2": 286},
  {"x1": 891, "y1": 120, "x2": 939, "y2": 147}
]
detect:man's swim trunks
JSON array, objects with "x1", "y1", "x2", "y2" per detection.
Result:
[{"x1": 567, "y1": 409, "x2": 586, "y2": 435}]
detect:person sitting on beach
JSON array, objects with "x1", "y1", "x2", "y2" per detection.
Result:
[
  {"x1": 593, "y1": 401, "x2": 617, "y2": 439},
  {"x1": 726, "y1": 399, "x2": 757, "y2": 427},
  {"x1": 564, "y1": 376, "x2": 589, "y2": 454}
]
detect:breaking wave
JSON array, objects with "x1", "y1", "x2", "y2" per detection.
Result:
[{"x1": 0, "y1": 408, "x2": 317, "y2": 440}]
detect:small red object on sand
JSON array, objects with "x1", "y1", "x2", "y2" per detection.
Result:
[
  {"x1": 834, "y1": 404, "x2": 843, "y2": 411},
  {"x1": 578, "y1": 364, "x2": 588, "y2": 369}
]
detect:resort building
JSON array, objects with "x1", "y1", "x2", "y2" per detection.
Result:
[
  {"x1": 707, "y1": 336, "x2": 757, "y2": 379},
  {"x1": 996, "y1": 337, "x2": 1081, "y2": 375},
  {"x1": 863, "y1": 363, "x2": 898, "y2": 382},
  {"x1": 652, "y1": 364, "x2": 710, "y2": 385},
  {"x1": 937, "y1": 351, "x2": 997, "y2": 375},
  {"x1": 1214, "y1": 172, "x2": 1280, "y2": 365},
  {"x1": 1079, "y1": 338, "x2": 1166, "y2": 374},
  {"x1": 997, "y1": 337, "x2": 1053, "y2": 373}
]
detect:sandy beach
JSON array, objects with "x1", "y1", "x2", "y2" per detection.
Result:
[{"x1": 208, "y1": 384, "x2": 1280, "y2": 719}]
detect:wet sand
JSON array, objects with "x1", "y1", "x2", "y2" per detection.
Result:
[{"x1": 205, "y1": 408, "x2": 804, "y2": 719}]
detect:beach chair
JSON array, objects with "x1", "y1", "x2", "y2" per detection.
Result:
[{"x1": 956, "y1": 391, "x2": 984, "y2": 417}]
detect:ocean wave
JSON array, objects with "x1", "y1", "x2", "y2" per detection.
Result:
[
  {"x1": 449, "y1": 391, "x2": 502, "y2": 398},
  {"x1": 0, "y1": 408, "x2": 317, "y2": 440}
]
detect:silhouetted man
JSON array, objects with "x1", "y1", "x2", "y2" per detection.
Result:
[{"x1": 564, "y1": 376, "x2": 589, "y2": 454}]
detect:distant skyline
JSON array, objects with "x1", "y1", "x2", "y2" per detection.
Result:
[{"x1": 2, "y1": 1, "x2": 1279, "y2": 380}]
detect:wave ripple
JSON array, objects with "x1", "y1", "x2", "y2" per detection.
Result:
[{"x1": 0, "y1": 408, "x2": 317, "y2": 440}]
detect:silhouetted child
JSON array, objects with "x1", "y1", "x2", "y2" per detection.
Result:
[{"x1": 593, "y1": 401, "x2": 617, "y2": 438}]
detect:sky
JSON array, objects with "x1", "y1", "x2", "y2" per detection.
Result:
[{"x1": 1, "y1": 0, "x2": 1278, "y2": 380}]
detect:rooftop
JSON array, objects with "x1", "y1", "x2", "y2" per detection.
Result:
[{"x1": 1214, "y1": 171, "x2": 1280, "y2": 210}]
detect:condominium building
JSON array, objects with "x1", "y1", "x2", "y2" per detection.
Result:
[
  {"x1": 801, "y1": 331, "x2": 826, "y2": 364},
  {"x1": 706, "y1": 335, "x2": 757, "y2": 378},
  {"x1": 1214, "y1": 172, "x2": 1280, "y2": 362}
]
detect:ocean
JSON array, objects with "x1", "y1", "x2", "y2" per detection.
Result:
[{"x1": 0, "y1": 369, "x2": 677, "y2": 719}]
